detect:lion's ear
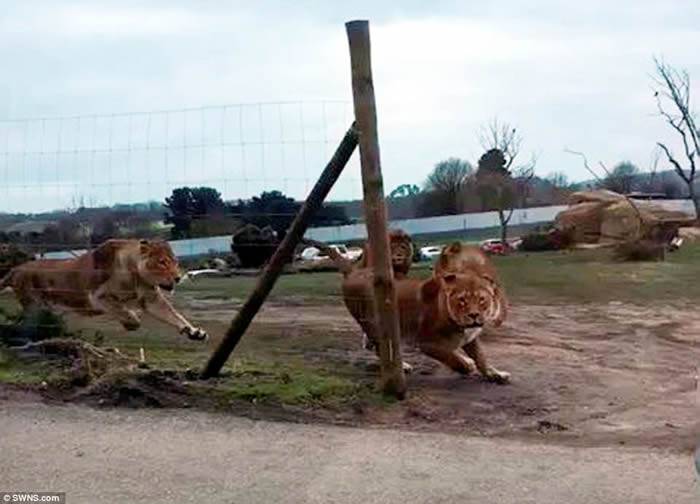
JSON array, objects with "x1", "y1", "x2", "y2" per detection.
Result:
[{"x1": 139, "y1": 240, "x2": 151, "y2": 254}]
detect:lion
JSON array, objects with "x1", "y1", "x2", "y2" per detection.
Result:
[
  {"x1": 418, "y1": 253, "x2": 510, "y2": 383},
  {"x1": 0, "y1": 239, "x2": 207, "y2": 341},
  {"x1": 317, "y1": 230, "x2": 420, "y2": 365},
  {"x1": 417, "y1": 241, "x2": 509, "y2": 382},
  {"x1": 327, "y1": 239, "x2": 510, "y2": 383},
  {"x1": 433, "y1": 242, "x2": 507, "y2": 326},
  {"x1": 356, "y1": 229, "x2": 414, "y2": 279}
]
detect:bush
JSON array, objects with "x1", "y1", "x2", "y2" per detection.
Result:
[
  {"x1": 0, "y1": 307, "x2": 69, "y2": 347},
  {"x1": 520, "y1": 229, "x2": 571, "y2": 252},
  {"x1": 0, "y1": 244, "x2": 31, "y2": 277}
]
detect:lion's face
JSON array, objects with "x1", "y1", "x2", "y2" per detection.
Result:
[
  {"x1": 389, "y1": 230, "x2": 413, "y2": 276},
  {"x1": 441, "y1": 273, "x2": 498, "y2": 329},
  {"x1": 139, "y1": 240, "x2": 181, "y2": 291}
]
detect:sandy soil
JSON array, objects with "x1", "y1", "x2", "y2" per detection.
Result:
[{"x1": 178, "y1": 294, "x2": 700, "y2": 452}]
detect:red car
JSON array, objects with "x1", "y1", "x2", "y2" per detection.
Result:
[{"x1": 479, "y1": 239, "x2": 511, "y2": 255}]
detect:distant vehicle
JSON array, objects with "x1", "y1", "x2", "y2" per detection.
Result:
[
  {"x1": 479, "y1": 239, "x2": 511, "y2": 255},
  {"x1": 419, "y1": 245, "x2": 443, "y2": 261},
  {"x1": 299, "y1": 244, "x2": 362, "y2": 262}
]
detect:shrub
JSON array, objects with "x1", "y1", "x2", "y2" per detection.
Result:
[
  {"x1": 613, "y1": 240, "x2": 666, "y2": 262},
  {"x1": 520, "y1": 229, "x2": 571, "y2": 252},
  {"x1": 0, "y1": 244, "x2": 31, "y2": 277},
  {"x1": 0, "y1": 307, "x2": 69, "y2": 347}
]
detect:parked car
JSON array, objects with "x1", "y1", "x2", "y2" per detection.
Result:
[
  {"x1": 479, "y1": 239, "x2": 511, "y2": 255},
  {"x1": 419, "y1": 245, "x2": 443, "y2": 261},
  {"x1": 298, "y1": 244, "x2": 362, "y2": 262}
]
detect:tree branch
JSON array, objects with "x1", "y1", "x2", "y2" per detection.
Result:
[{"x1": 657, "y1": 142, "x2": 691, "y2": 184}]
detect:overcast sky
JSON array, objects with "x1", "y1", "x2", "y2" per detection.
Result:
[{"x1": 0, "y1": 0, "x2": 698, "y2": 212}]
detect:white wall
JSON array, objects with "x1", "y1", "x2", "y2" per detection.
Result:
[{"x1": 41, "y1": 200, "x2": 695, "y2": 259}]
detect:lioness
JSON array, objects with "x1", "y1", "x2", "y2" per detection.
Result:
[
  {"x1": 0, "y1": 239, "x2": 207, "y2": 341},
  {"x1": 433, "y1": 242, "x2": 507, "y2": 326}
]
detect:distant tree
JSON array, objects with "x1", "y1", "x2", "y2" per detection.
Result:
[
  {"x1": 423, "y1": 158, "x2": 473, "y2": 215},
  {"x1": 191, "y1": 187, "x2": 225, "y2": 216},
  {"x1": 653, "y1": 58, "x2": 700, "y2": 215},
  {"x1": 546, "y1": 172, "x2": 570, "y2": 189},
  {"x1": 164, "y1": 186, "x2": 226, "y2": 239},
  {"x1": 601, "y1": 161, "x2": 640, "y2": 194}
]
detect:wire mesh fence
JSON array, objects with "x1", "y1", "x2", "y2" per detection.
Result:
[
  {"x1": 0, "y1": 99, "x2": 393, "y2": 383},
  {"x1": 0, "y1": 100, "x2": 359, "y2": 213}
]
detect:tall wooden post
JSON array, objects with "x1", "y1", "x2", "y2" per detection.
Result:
[
  {"x1": 346, "y1": 20, "x2": 406, "y2": 398},
  {"x1": 201, "y1": 125, "x2": 359, "y2": 379}
]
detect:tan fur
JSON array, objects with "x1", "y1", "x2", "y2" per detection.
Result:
[
  {"x1": 327, "y1": 238, "x2": 510, "y2": 383},
  {"x1": 433, "y1": 242, "x2": 507, "y2": 326},
  {"x1": 418, "y1": 242, "x2": 510, "y2": 382},
  {"x1": 318, "y1": 230, "x2": 420, "y2": 351},
  {"x1": 0, "y1": 239, "x2": 207, "y2": 341}
]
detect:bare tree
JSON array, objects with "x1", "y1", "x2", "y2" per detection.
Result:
[
  {"x1": 476, "y1": 119, "x2": 536, "y2": 243},
  {"x1": 652, "y1": 58, "x2": 700, "y2": 215}
]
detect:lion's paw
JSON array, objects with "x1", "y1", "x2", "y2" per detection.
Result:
[
  {"x1": 182, "y1": 326, "x2": 208, "y2": 342},
  {"x1": 485, "y1": 368, "x2": 510, "y2": 384}
]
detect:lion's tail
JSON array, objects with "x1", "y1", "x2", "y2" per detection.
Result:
[{"x1": 304, "y1": 240, "x2": 356, "y2": 276}]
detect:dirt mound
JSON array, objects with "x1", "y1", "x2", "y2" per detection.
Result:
[{"x1": 555, "y1": 190, "x2": 693, "y2": 246}]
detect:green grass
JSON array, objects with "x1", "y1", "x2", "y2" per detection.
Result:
[
  {"x1": 179, "y1": 271, "x2": 344, "y2": 303},
  {"x1": 208, "y1": 359, "x2": 362, "y2": 405},
  {"x1": 0, "y1": 349, "x2": 66, "y2": 385},
  {"x1": 179, "y1": 243, "x2": 700, "y2": 305},
  {"x1": 493, "y1": 244, "x2": 700, "y2": 304}
]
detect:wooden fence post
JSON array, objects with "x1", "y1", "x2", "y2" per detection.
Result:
[
  {"x1": 201, "y1": 125, "x2": 359, "y2": 379},
  {"x1": 346, "y1": 20, "x2": 406, "y2": 398}
]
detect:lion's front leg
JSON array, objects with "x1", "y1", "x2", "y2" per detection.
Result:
[
  {"x1": 141, "y1": 288, "x2": 208, "y2": 341},
  {"x1": 462, "y1": 330, "x2": 510, "y2": 384},
  {"x1": 419, "y1": 342, "x2": 478, "y2": 375}
]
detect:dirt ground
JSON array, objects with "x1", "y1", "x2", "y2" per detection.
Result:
[
  {"x1": 2, "y1": 249, "x2": 699, "y2": 454},
  {"x1": 171, "y1": 291, "x2": 700, "y2": 452}
]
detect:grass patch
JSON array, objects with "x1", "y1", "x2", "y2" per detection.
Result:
[
  {"x1": 493, "y1": 244, "x2": 700, "y2": 304},
  {"x1": 210, "y1": 359, "x2": 362, "y2": 405},
  {"x1": 0, "y1": 348, "x2": 65, "y2": 385},
  {"x1": 179, "y1": 243, "x2": 700, "y2": 305}
]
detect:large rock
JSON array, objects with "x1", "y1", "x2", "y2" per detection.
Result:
[{"x1": 554, "y1": 190, "x2": 694, "y2": 246}]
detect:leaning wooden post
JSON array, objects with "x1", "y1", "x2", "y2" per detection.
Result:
[
  {"x1": 201, "y1": 125, "x2": 359, "y2": 379},
  {"x1": 346, "y1": 20, "x2": 406, "y2": 398}
]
